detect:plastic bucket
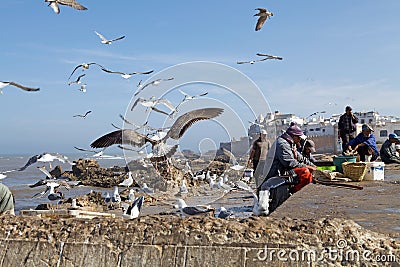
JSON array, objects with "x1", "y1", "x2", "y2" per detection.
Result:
[
  {"x1": 364, "y1": 162, "x2": 385, "y2": 181},
  {"x1": 333, "y1": 155, "x2": 357, "y2": 173}
]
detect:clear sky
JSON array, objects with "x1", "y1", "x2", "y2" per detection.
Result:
[{"x1": 1, "y1": 1, "x2": 400, "y2": 154}]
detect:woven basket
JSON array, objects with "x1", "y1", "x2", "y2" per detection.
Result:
[{"x1": 342, "y1": 162, "x2": 367, "y2": 181}]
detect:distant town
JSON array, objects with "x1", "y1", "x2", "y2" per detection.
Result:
[{"x1": 217, "y1": 110, "x2": 400, "y2": 157}]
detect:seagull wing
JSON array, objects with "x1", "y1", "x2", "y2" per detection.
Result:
[
  {"x1": 255, "y1": 8, "x2": 267, "y2": 13},
  {"x1": 84, "y1": 110, "x2": 92, "y2": 117},
  {"x1": 73, "y1": 146, "x2": 100, "y2": 153},
  {"x1": 37, "y1": 166, "x2": 53, "y2": 179},
  {"x1": 68, "y1": 64, "x2": 83, "y2": 80},
  {"x1": 100, "y1": 67, "x2": 122, "y2": 74},
  {"x1": 109, "y1": 36, "x2": 125, "y2": 42},
  {"x1": 94, "y1": 31, "x2": 108, "y2": 42},
  {"x1": 48, "y1": 2, "x2": 60, "y2": 14},
  {"x1": 255, "y1": 16, "x2": 267, "y2": 31},
  {"x1": 130, "y1": 98, "x2": 143, "y2": 111},
  {"x1": 90, "y1": 129, "x2": 154, "y2": 148},
  {"x1": 8, "y1": 82, "x2": 40, "y2": 92},
  {"x1": 58, "y1": 0, "x2": 87, "y2": 10},
  {"x1": 236, "y1": 61, "x2": 250, "y2": 64},
  {"x1": 18, "y1": 154, "x2": 40, "y2": 171},
  {"x1": 127, "y1": 70, "x2": 154, "y2": 75},
  {"x1": 167, "y1": 108, "x2": 224, "y2": 140},
  {"x1": 150, "y1": 106, "x2": 171, "y2": 117},
  {"x1": 222, "y1": 148, "x2": 237, "y2": 165},
  {"x1": 157, "y1": 99, "x2": 176, "y2": 112}
]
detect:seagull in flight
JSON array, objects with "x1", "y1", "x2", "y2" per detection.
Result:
[
  {"x1": 221, "y1": 148, "x2": 245, "y2": 171},
  {"x1": 90, "y1": 108, "x2": 224, "y2": 161},
  {"x1": 254, "y1": 8, "x2": 273, "y2": 31},
  {"x1": 256, "y1": 53, "x2": 283, "y2": 60},
  {"x1": 45, "y1": 0, "x2": 87, "y2": 14},
  {"x1": 78, "y1": 84, "x2": 87, "y2": 93},
  {"x1": 73, "y1": 110, "x2": 92, "y2": 118},
  {"x1": 94, "y1": 31, "x2": 125, "y2": 45},
  {"x1": 0, "y1": 81, "x2": 40, "y2": 94},
  {"x1": 30, "y1": 180, "x2": 70, "y2": 201},
  {"x1": 68, "y1": 62, "x2": 104, "y2": 81},
  {"x1": 134, "y1": 77, "x2": 174, "y2": 96},
  {"x1": 18, "y1": 153, "x2": 74, "y2": 171},
  {"x1": 68, "y1": 74, "x2": 86, "y2": 86},
  {"x1": 178, "y1": 90, "x2": 208, "y2": 101},
  {"x1": 100, "y1": 68, "x2": 154, "y2": 79},
  {"x1": 131, "y1": 96, "x2": 177, "y2": 115}
]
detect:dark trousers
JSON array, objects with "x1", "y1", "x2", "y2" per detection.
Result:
[
  {"x1": 357, "y1": 145, "x2": 374, "y2": 161},
  {"x1": 340, "y1": 131, "x2": 356, "y2": 152}
]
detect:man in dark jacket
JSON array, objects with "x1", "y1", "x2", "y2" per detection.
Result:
[
  {"x1": 0, "y1": 183, "x2": 15, "y2": 215},
  {"x1": 338, "y1": 106, "x2": 358, "y2": 153},
  {"x1": 380, "y1": 133, "x2": 400, "y2": 164}
]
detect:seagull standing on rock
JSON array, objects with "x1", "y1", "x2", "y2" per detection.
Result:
[
  {"x1": 175, "y1": 199, "x2": 214, "y2": 216},
  {"x1": 122, "y1": 196, "x2": 144, "y2": 219}
]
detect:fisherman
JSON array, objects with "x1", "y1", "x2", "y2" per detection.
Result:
[
  {"x1": 300, "y1": 139, "x2": 317, "y2": 164},
  {"x1": 0, "y1": 183, "x2": 15, "y2": 215},
  {"x1": 248, "y1": 129, "x2": 270, "y2": 187},
  {"x1": 338, "y1": 106, "x2": 359, "y2": 154},
  {"x1": 261, "y1": 122, "x2": 316, "y2": 193},
  {"x1": 380, "y1": 133, "x2": 400, "y2": 164},
  {"x1": 347, "y1": 124, "x2": 378, "y2": 162}
]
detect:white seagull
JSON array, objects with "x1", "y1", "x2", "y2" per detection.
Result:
[
  {"x1": 254, "y1": 8, "x2": 274, "y2": 31},
  {"x1": 179, "y1": 180, "x2": 189, "y2": 194},
  {"x1": 68, "y1": 62, "x2": 104, "y2": 81},
  {"x1": 0, "y1": 173, "x2": 6, "y2": 180},
  {"x1": 141, "y1": 183, "x2": 154, "y2": 194},
  {"x1": 119, "y1": 171, "x2": 134, "y2": 187},
  {"x1": 94, "y1": 31, "x2": 125, "y2": 45},
  {"x1": 175, "y1": 199, "x2": 214, "y2": 216},
  {"x1": 0, "y1": 81, "x2": 40, "y2": 94},
  {"x1": 45, "y1": 0, "x2": 87, "y2": 14},
  {"x1": 134, "y1": 77, "x2": 174, "y2": 96},
  {"x1": 252, "y1": 191, "x2": 270, "y2": 216},
  {"x1": 221, "y1": 148, "x2": 245, "y2": 171},
  {"x1": 100, "y1": 67, "x2": 153, "y2": 79},
  {"x1": 112, "y1": 186, "x2": 121, "y2": 203},
  {"x1": 18, "y1": 153, "x2": 74, "y2": 171},
  {"x1": 217, "y1": 207, "x2": 233, "y2": 219}
]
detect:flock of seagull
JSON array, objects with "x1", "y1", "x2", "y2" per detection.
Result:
[{"x1": 0, "y1": 2, "x2": 284, "y2": 219}]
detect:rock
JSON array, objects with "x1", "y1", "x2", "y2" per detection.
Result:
[{"x1": 50, "y1": 165, "x2": 62, "y2": 178}]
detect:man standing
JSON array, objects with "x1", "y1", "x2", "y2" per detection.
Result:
[
  {"x1": 338, "y1": 106, "x2": 359, "y2": 153},
  {"x1": 380, "y1": 133, "x2": 400, "y2": 164},
  {"x1": 248, "y1": 129, "x2": 270, "y2": 187},
  {"x1": 347, "y1": 124, "x2": 379, "y2": 162}
]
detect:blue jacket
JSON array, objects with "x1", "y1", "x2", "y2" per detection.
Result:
[{"x1": 348, "y1": 133, "x2": 379, "y2": 160}]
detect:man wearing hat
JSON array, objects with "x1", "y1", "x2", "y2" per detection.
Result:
[
  {"x1": 338, "y1": 106, "x2": 359, "y2": 154},
  {"x1": 248, "y1": 129, "x2": 270, "y2": 187},
  {"x1": 347, "y1": 124, "x2": 378, "y2": 162},
  {"x1": 261, "y1": 122, "x2": 316, "y2": 192},
  {"x1": 301, "y1": 139, "x2": 317, "y2": 164},
  {"x1": 380, "y1": 133, "x2": 400, "y2": 164}
]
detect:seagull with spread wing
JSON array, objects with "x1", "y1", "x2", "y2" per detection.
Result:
[
  {"x1": 256, "y1": 53, "x2": 283, "y2": 60},
  {"x1": 73, "y1": 110, "x2": 92, "y2": 118},
  {"x1": 68, "y1": 62, "x2": 104, "y2": 81},
  {"x1": 222, "y1": 148, "x2": 245, "y2": 171},
  {"x1": 100, "y1": 67, "x2": 154, "y2": 79},
  {"x1": 18, "y1": 153, "x2": 74, "y2": 171},
  {"x1": 0, "y1": 81, "x2": 40, "y2": 94},
  {"x1": 90, "y1": 108, "x2": 224, "y2": 161},
  {"x1": 254, "y1": 8, "x2": 273, "y2": 31},
  {"x1": 134, "y1": 77, "x2": 174, "y2": 96},
  {"x1": 130, "y1": 96, "x2": 177, "y2": 115},
  {"x1": 94, "y1": 31, "x2": 125, "y2": 45},
  {"x1": 45, "y1": 0, "x2": 87, "y2": 14}
]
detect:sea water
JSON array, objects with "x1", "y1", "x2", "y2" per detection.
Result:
[{"x1": 0, "y1": 153, "x2": 126, "y2": 213}]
